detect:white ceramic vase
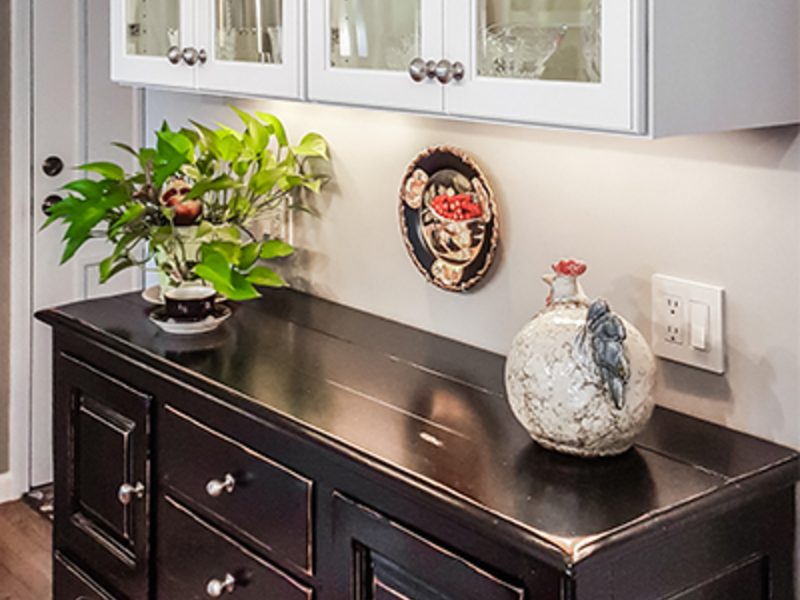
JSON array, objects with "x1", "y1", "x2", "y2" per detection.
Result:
[{"x1": 505, "y1": 259, "x2": 656, "y2": 457}]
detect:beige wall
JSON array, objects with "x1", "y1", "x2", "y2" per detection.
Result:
[
  {"x1": 146, "y1": 91, "x2": 800, "y2": 450},
  {"x1": 0, "y1": 0, "x2": 11, "y2": 473}
]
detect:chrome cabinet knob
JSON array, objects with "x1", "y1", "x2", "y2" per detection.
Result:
[
  {"x1": 182, "y1": 47, "x2": 207, "y2": 66},
  {"x1": 167, "y1": 45, "x2": 182, "y2": 65},
  {"x1": 434, "y1": 59, "x2": 465, "y2": 84},
  {"x1": 117, "y1": 482, "x2": 145, "y2": 505},
  {"x1": 205, "y1": 473, "x2": 236, "y2": 497},
  {"x1": 206, "y1": 573, "x2": 236, "y2": 597},
  {"x1": 409, "y1": 57, "x2": 436, "y2": 82}
]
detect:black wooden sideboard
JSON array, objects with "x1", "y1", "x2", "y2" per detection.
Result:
[{"x1": 36, "y1": 289, "x2": 799, "y2": 600}]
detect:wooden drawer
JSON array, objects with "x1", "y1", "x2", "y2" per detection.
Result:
[
  {"x1": 332, "y1": 493, "x2": 524, "y2": 600},
  {"x1": 55, "y1": 552, "x2": 117, "y2": 600},
  {"x1": 158, "y1": 497, "x2": 313, "y2": 600},
  {"x1": 160, "y1": 405, "x2": 313, "y2": 573}
]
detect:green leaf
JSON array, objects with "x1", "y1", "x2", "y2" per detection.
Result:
[
  {"x1": 231, "y1": 106, "x2": 269, "y2": 155},
  {"x1": 77, "y1": 161, "x2": 126, "y2": 181},
  {"x1": 109, "y1": 204, "x2": 145, "y2": 236},
  {"x1": 239, "y1": 242, "x2": 261, "y2": 271},
  {"x1": 256, "y1": 112, "x2": 288, "y2": 147},
  {"x1": 246, "y1": 266, "x2": 287, "y2": 288},
  {"x1": 249, "y1": 167, "x2": 284, "y2": 196},
  {"x1": 292, "y1": 132, "x2": 328, "y2": 159},
  {"x1": 157, "y1": 128, "x2": 195, "y2": 161},
  {"x1": 203, "y1": 241, "x2": 241, "y2": 266},
  {"x1": 101, "y1": 256, "x2": 136, "y2": 283},
  {"x1": 301, "y1": 177, "x2": 323, "y2": 194},
  {"x1": 216, "y1": 132, "x2": 243, "y2": 163},
  {"x1": 62, "y1": 178, "x2": 104, "y2": 199},
  {"x1": 260, "y1": 240, "x2": 294, "y2": 259},
  {"x1": 194, "y1": 247, "x2": 233, "y2": 290},
  {"x1": 225, "y1": 271, "x2": 260, "y2": 300},
  {"x1": 112, "y1": 142, "x2": 138, "y2": 157},
  {"x1": 195, "y1": 220, "x2": 214, "y2": 240},
  {"x1": 185, "y1": 174, "x2": 237, "y2": 201},
  {"x1": 190, "y1": 120, "x2": 221, "y2": 159},
  {"x1": 278, "y1": 174, "x2": 305, "y2": 192}
]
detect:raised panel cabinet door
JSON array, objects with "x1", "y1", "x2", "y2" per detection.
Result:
[
  {"x1": 194, "y1": 0, "x2": 303, "y2": 99},
  {"x1": 110, "y1": 0, "x2": 196, "y2": 87},
  {"x1": 54, "y1": 352, "x2": 151, "y2": 600},
  {"x1": 307, "y1": 0, "x2": 445, "y2": 112},
  {"x1": 443, "y1": 0, "x2": 645, "y2": 133},
  {"x1": 332, "y1": 493, "x2": 524, "y2": 600}
]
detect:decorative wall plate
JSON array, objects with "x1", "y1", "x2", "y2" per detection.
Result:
[{"x1": 399, "y1": 146, "x2": 499, "y2": 292}]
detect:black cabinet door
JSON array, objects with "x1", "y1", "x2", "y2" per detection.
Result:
[
  {"x1": 332, "y1": 493, "x2": 524, "y2": 600},
  {"x1": 54, "y1": 352, "x2": 151, "y2": 600}
]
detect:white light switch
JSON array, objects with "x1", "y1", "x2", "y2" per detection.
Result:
[
  {"x1": 689, "y1": 301, "x2": 709, "y2": 351},
  {"x1": 652, "y1": 275, "x2": 725, "y2": 373}
]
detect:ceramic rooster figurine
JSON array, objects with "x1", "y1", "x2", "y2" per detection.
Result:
[{"x1": 505, "y1": 259, "x2": 655, "y2": 457}]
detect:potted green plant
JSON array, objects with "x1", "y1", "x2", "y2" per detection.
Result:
[{"x1": 44, "y1": 106, "x2": 329, "y2": 300}]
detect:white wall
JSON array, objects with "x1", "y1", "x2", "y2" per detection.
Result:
[{"x1": 146, "y1": 90, "x2": 800, "y2": 450}]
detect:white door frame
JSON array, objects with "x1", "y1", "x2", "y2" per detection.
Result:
[{"x1": 6, "y1": 0, "x2": 33, "y2": 502}]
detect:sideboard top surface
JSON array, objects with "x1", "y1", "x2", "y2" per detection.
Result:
[{"x1": 36, "y1": 289, "x2": 799, "y2": 565}]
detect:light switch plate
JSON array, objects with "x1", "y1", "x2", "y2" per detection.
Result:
[{"x1": 651, "y1": 275, "x2": 725, "y2": 374}]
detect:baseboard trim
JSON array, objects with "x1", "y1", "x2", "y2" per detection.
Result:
[{"x1": 0, "y1": 472, "x2": 20, "y2": 504}]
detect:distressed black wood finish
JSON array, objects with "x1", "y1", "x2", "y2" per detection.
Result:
[{"x1": 37, "y1": 289, "x2": 799, "y2": 600}]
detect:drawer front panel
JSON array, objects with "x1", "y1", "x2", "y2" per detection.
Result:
[
  {"x1": 55, "y1": 552, "x2": 117, "y2": 600},
  {"x1": 333, "y1": 493, "x2": 524, "y2": 600},
  {"x1": 158, "y1": 497, "x2": 313, "y2": 600},
  {"x1": 161, "y1": 405, "x2": 313, "y2": 572}
]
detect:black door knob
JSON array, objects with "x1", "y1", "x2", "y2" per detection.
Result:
[
  {"x1": 42, "y1": 156, "x2": 64, "y2": 177},
  {"x1": 42, "y1": 194, "x2": 64, "y2": 215}
]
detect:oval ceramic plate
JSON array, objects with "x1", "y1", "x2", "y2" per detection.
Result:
[
  {"x1": 399, "y1": 146, "x2": 499, "y2": 292},
  {"x1": 149, "y1": 305, "x2": 232, "y2": 335}
]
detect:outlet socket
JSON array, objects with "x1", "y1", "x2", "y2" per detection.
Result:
[{"x1": 652, "y1": 275, "x2": 725, "y2": 374}]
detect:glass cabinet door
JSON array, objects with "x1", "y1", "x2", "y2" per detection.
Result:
[
  {"x1": 445, "y1": 0, "x2": 644, "y2": 133},
  {"x1": 307, "y1": 0, "x2": 445, "y2": 112},
  {"x1": 125, "y1": 0, "x2": 181, "y2": 58},
  {"x1": 196, "y1": 0, "x2": 302, "y2": 99},
  {"x1": 111, "y1": 0, "x2": 195, "y2": 88}
]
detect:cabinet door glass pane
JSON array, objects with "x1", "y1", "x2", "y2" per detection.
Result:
[
  {"x1": 330, "y1": 0, "x2": 421, "y2": 71},
  {"x1": 126, "y1": 0, "x2": 180, "y2": 57},
  {"x1": 477, "y1": 0, "x2": 601, "y2": 82},
  {"x1": 216, "y1": 0, "x2": 283, "y2": 63}
]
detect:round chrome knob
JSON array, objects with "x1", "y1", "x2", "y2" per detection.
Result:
[
  {"x1": 205, "y1": 474, "x2": 236, "y2": 497},
  {"x1": 167, "y1": 45, "x2": 182, "y2": 65},
  {"x1": 434, "y1": 59, "x2": 465, "y2": 84},
  {"x1": 182, "y1": 47, "x2": 207, "y2": 66},
  {"x1": 409, "y1": 57, "x2": 434, "y2": 82},
  {"x1": 206, "y1": 573, "x2": 236, "y2": 597},
  {"x1": 117, "y1": 482, "x2": 145, "y2": 505},
  {"x1": 42, "y1": 156, "x2": 64, "y2": 177}
]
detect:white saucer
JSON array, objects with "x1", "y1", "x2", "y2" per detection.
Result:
[{"x1": 149, "y1": 305, "x2": 232, "y2": 335}]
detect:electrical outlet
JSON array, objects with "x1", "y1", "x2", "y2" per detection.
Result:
[{"x1": 652, "y1": 275, "x2": 725, "y2": 374}]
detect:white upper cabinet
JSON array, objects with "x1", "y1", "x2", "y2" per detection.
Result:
[
  {"x1": 112, "y1": 0, "x2": 799, "y2": 137},
  {"x1": 308, "y1": 0, "x2": 644, "y2": 133},
  {"x1": 111, "y1": 0, "x2": 303, "y2": 100}
]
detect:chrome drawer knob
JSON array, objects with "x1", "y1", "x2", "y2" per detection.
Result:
[
  {"x1": 182, "y1": 47, "x2": 207, "y2": 66},
  {"x1": 434, "y1": 59, "x2": 465, "y2": 84},
  {"x1": 409, "y1": 57, "x2": 436, "y2": 82},
  {"x1": 167, "y1": 45, "x2": 182, "y2": 64},
  {"x1": 206, "y1": 473, "x2": 236, "y2": 497},
  {"x1": 117, "y1": 482, "x2": 145, "y2": 505},
  {"x1": 206, "y1": 573, "x2": 236, "y2": 597}
]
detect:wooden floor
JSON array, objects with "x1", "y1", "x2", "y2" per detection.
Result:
[{"x1": 0, "y1": 501, "x2": 51, "y2": 600}]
